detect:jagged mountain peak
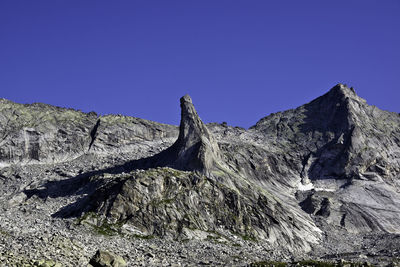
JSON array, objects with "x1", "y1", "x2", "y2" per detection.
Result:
[
  {"x1": 311, "y1": 83, "x2": 362, "y2": 107},
  {"x1": 250, "y1": 84, "x2": 400, "y2": 184},
  {"x1": 252, "y1": 84, "x2": 361, "y2": 138},
  {"x1": 329, "y1": 83, "x2": 357, "y2": 98},
  {"x1": 313, "y1": 83, "x2": 367, "y2": 114},
  {"x1": 304, "y1": 84, "x2": 360, "y2": 132}
]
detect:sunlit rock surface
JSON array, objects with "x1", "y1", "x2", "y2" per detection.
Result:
[{"x1": 0, "y1": 84, "x2": 399, "y2": 266}]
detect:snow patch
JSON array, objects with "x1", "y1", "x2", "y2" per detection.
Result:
[
  {"x1": 298, "y1": 182, "x2": 314, "y2": 191},
  {"x1": 315, "y1": 188, "x2": 336, "y2": 192}
]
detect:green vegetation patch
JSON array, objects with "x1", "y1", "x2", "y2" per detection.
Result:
[
  {"x1": 295, "y1": 260, "x2": 374, "y2": 267},
  {"x1": 232, "y1": 231, "x2": 258, "y2": 242},
  {"x1": 34, "y1": 259, "x2": 61, "y2": 267},
  {"x1": 141, "y1": 167, "x2": 188, "y2": 178},
  {"x1": 76, "y1": 212, "x2": 124, "y2": 236},
  {"x1": 249, "y1": 261, "x2": 287, "y2": 267},
  {"x1": 151, "y1": 198, "x2": 175, "y2": 207},
  {"x1": 91, "y1": 221, "x2": 121, "y2": 236},
  {"x1": 0, "y1": 228, "x2": 11, "y2": 236},
  {"x1": 131, "y1": 234, "x2": 155, "y2": 240},
  {"x1": 296, "y1": 260, "x2": 336, "y2": 267},
  {"x1": 250, "y1": 260, "x2": 375, "y2": 267}
]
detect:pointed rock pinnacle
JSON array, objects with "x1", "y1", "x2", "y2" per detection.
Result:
[
  {"x1": 177, "y1": 94, "x2": 211, "y2": 147},
  {"x1": 169, "y1": 94, "x2": 220, "y2": 172}
]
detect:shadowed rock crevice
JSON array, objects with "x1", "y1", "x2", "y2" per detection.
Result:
[{"x1": 88, "y1": 119, "x2": 101, "y2": 151}]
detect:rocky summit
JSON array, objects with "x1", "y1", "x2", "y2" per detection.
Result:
[{"x1": 0, "y1": 84, "x2": 399, "y2": 267}]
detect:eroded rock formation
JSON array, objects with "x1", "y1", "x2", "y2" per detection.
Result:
[{"x1": 0, "y1": 84, "x2": 399, "y2": 266}]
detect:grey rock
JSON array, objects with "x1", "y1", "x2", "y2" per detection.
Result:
[
  {"x1": 89, "y1": 114, "x2": 178, "y2": 158},
  {"x1": 89, "y1": 250, "x2": 126, "y2": 267},
  {"x1": 0, "y1": 99, "x2": 97, "y2": 165},
  {"x1": 62, "y1": 94, "x2": 321, "y2": 253},
  {"x1": 0, "y1": 84, "x2": 399, "y2": 266},
  {"x1": 165, "y1": 94, "x2": 222, "y2": 173}
]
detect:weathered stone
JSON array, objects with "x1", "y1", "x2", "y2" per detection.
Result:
[
  {"x1": 89, "y1": 250, "x2": 126, "y2": 267},
  {"x1": 0, "y1": 84, "x2": 399, "y2": 266},
  {"x1": 166, "y1": 94, "x2": 222, "y2": 173}
]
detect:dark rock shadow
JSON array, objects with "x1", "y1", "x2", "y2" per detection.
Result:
[
  {"x1": 297, "y1": 85, "x2": 354, "y2": 136},
  {"x1": 294, "y1": 85, "x2": 356, "y2": 181}
]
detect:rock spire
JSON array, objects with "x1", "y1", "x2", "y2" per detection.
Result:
[{"x1": 167, "y1": 94, "x2": 220, "y2": 172}]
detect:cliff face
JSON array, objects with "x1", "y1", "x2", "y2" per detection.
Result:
[
  {"x1": 0, "y1": 99, "x2": 97, "y2": 165},
  {"x1": 252, "y1": 84, "x2": 400, "y2": 235},
  {"x1": 0, "y1": 98, "x2": 178, "y2": 167},
  {"x1": 0, "y1": 84, "x2": 399, "y2": 266}
]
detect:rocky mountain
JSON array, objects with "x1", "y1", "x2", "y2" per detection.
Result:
[{"x1": 0, "y1": 84, "x2": 399, "y2": 266}]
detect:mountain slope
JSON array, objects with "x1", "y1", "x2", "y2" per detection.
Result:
[
  {"x1": 251, "y1": 84, "x2": 400, "y2": 237},
  {"x1": 0, "y1": 84, "x2": 399, "y2": 266},
  {"x1": 53, "y1": 94, "x2": 321, "y2": 254}
]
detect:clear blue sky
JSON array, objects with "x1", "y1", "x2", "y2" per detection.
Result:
[{"x1": 1, "y1": 1, "x2": 399, "y2": 128}]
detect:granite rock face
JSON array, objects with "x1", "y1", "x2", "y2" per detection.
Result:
[
  {"x1": 0, "y1": 84, "x2": 399, "y2": 266},
  {"x1": 89, "y1": 250, "x2": 126, "y2": 267},
  {"x1": 0, "y1": 99, "x2": 97, "y2": 165},
  {"x1": 252, "y1": 84, "x2": 400, "y2": 235},
  {"x1": 164, "y1": 94, "x2": 221, "y2": 172},
  {"x1": 57, "y1": 94, "x2": 320, "y2": 254},
  {"x1": 0, "y1": 98, "x2": 178, "y2": 168}
]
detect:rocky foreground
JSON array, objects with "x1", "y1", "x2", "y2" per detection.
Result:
[{"x1": 0, "y1": 84, "x2": 399, "y2": 266}]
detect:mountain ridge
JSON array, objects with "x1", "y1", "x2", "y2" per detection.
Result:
[{"x1": 0, "y1": 84, "x2": 399, "y2": 266}]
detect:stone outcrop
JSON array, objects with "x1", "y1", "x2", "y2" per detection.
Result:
[
  {"x1": 0, "y1": 84, "x2": 399, "y2": 266},
  {"x1": 0, "y1": 98, "x2": 178, "y2": 167},
  {"x1": 0, "y1": 99, "x2": 97, "y2": 165},
  {"x1": 164, "y1": 94, "x2": 221, "y2": 172},
  {"x1": 89, "y1": 250, "x2": 126, "y2": 267},
  {"x1": 251, "y1": 84, "x2": 400, "y2": 235},
  {"x1": 65, "y1": 94, "x2": 320, "y2": 253}
]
